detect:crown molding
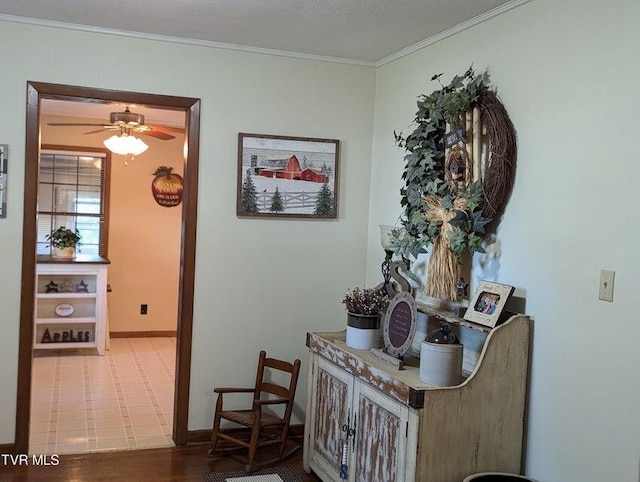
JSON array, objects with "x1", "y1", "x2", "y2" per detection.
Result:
[
  {"x1": 1, "y1": 1, "x2": 532, "y2": 69},
  {"x1": 0, "y1": 14, "x2": 376, "y2": 67},
  {"x1": 376, "y1": 0, "x2": 533, "y2": 67}
]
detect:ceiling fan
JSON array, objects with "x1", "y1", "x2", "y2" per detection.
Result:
[{"x1": 47, "y1": 107, "x2": 184, "y2": 141}]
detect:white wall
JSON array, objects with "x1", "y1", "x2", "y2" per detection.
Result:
[
  {"x1": 367, "y1": 0, "x2": 640, "y2": 481},
  {"x1": 106, "y1": 129, "x2": 183, "y2": 333},
  {"x1": 0, "y1": 20, "x2": 375, "y2": 439}
]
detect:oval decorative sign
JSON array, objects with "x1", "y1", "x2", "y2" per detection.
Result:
[
  {"x1": 152, "y1": 166, "x2": 184, "y2": 207},
  {"x1": 54, "y1": 303, "x2": 75, "y2": 317},
  {"x1": 382, "y1": 292, "x2": 417, "y2": 358}
]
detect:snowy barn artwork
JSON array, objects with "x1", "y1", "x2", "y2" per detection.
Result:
[
  {"x1": 256, "y1": 155, "x2": 330, "y2": 184},
  {"x1": 237, "y1": 133, "x2": 339, "y2": 219}
]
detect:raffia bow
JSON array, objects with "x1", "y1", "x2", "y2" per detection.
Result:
[{"x1": 424, "y1": 195, "x2": 467, "y2": 301}]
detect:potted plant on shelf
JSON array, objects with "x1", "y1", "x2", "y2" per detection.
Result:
[
  {"x1": 46, "y1": 226, "x2": 81, "y2": 259},
  {"x1": 341, "y1": 287, "x2": 389, "y2": 350}
]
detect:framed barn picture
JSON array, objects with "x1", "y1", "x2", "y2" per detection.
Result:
[{"x1": 237, "y1": 133, "x2": 339, "y2": 219}]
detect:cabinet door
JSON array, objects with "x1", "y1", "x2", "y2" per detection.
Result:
[
  {"x1": 307, "y1": 356, "x2": 355, "y2": 482},
  {"x1": 352, "y1": 381, "x2": 410, "y2": 482}
]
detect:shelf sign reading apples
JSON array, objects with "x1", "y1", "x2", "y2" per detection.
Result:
[{"x1": 152, "y1": 166, "x2": 184, "y2": 207}]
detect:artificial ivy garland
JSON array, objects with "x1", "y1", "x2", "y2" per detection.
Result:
[{"x1": 392, "y1": 67, "x2": 516, "y2": 300}]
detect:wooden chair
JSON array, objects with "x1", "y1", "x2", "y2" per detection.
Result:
[{"x1": 208, "y1": 350, "x2": 302, "y2": 472}]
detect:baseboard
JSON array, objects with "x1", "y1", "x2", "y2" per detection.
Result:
[
  {"x1": 186, "y1": 424, "x2": 304, "y2": 445},
  {"x1": 0, "y1": 443, "x2": 16, "y2": 454},
  {"x1": 187, "y1": 429, "x2": 212, "y2": 444},
  {"x1": 110, "y1": 331, "x2": 177, "y2": 338},
  {"x1": 287, "y1": 424, "x2": 305, "y2": 439}
]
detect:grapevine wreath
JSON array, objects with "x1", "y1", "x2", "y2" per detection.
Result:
[{"x1": 391, "y1": 67, "x2": 516, "y2": 301}]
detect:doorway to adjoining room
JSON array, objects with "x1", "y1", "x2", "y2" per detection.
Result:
[{"x1": 16, "y1": 82, "x2": 200, "y2": 454}]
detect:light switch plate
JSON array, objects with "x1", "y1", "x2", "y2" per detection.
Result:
[
  {"x1": 599, "y1": 269, "x2": 615, "y2": 302},
  {"x1": 0, "y1": 144, "x2": 7, "y2": 218}
]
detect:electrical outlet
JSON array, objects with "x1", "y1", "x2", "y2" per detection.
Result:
[
  {"x1": 598, "y1": 269, "x2": 615, "y2": 302},
  {"x1": 140, "y1": 304, "x2": 148, "y2": 315}
]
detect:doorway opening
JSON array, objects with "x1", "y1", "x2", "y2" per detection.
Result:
[{"x1": 16, "y1": 82, "x2": 200, "y2": 453}]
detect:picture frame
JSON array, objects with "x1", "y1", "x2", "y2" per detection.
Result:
[
  {"x1": 369, "y1": 292, "x2": 417, "y2": 370},
  {"x1": 237, "y1": 133, "x2": 339, "y2": 219},
  {"x1": 0, "y1": 144, "x2": 7, "y2": 218},
  {"x1": 382, "y1": 292, "x2": 417, "y2": 359},
  {"x1": 463, "y1": 280, "x2": 515, "y2": 328}
]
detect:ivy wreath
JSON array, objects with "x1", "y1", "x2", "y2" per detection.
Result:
[{"x1": 391, "y1": 67, "x2": 516, "y2": 300}]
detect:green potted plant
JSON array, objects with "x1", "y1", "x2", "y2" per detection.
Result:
[
  {"x1": 46, "y1": 226, "x2": 81, "y2": 259},
  {"x1": 342, "y1": 287, "x2": 389, "y2": 350}
]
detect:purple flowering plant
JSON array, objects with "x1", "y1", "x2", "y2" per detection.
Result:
[{"x1": 341, "y1": 287, "x2": 389, "y2": 316}]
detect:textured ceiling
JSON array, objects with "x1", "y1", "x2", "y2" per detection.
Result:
[{"x1": 0, "y1": 0, "x2": 523, "y2": 63}]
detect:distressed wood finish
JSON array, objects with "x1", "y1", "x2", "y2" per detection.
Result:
[
  {"x1": 416, "y1": 313, "x2": 531, "y2": 481},
  {"x1": 305, "y1": 357, "x2": 352, "y2": 479},
  {"x1": 354, "y1": 382, "x2": 408, "y2": 482},
  {"x1": 314, "y1": 367, "x2": 349, "y2": 465},
  {"x1": 307, "y1": 331, "x2": 416, "y2": 406},
  {"x1": 305, "y1": 356, "x2": 412, "y2": 482},
  {"x1": 304, "y1": 313, "x2": 531, "y2": 482}
]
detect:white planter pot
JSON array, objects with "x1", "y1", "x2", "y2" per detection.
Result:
[
  {"x1": 52, "y1": 247, "x2": 76, "y2": 259},
  {"x1": 345, "y1": 313, "x2": 380, "y2": 350},
  {"x1": 419, "y1": 340, "x2": 463, "y2": 387},
  {"x1": 346, "y1": 326, "x2": 380, "y2": 350}
]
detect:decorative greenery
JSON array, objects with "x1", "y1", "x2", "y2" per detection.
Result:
[
  {"x1": 392, "y1": 67, "x2": 493, "y2": 262},
  {"x1": 46, "y1": 226, "x2": 81, "y2": 249},
  {"x1": 341, "y1": 287, "x2": 389, "y2": 316}
]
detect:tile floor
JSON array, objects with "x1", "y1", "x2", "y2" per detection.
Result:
[{"x1": 29, "y1": 337, "x2": 176, "y2": 455}]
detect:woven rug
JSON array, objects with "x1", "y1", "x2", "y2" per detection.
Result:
[{"x1": 203, "y1": 465, "x2": 300, "y2": 482}]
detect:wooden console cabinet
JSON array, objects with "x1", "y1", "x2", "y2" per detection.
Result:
[
  {"x1": 35, "y1": 256, "x2": 109, "y2": 355},
  {"x1": 304, "y1": 307, "x2": 531, "y2": 482}
]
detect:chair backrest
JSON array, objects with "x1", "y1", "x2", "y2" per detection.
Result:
[{"x1": 253, "y1": 350, "x2": 301, "y2": 409}]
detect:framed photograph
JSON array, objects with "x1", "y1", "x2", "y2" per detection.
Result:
[
  {"x1": 463, "y1": 280, "x2": 514, "y2": 328},
  {"x1": 237, "y1": 133, "x2": 339, "y2": 219},
  {"x1": 0, "y1": 144, "x2": 7, "y2": 218}
]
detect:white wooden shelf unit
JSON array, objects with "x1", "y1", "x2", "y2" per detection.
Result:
[{"x1": 35, "y1": 259, "x2": 108, "y2": 355}]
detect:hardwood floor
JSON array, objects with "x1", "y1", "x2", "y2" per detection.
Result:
[{"x1": 0, "y1": 443, "x2": 322, "y2": 481}]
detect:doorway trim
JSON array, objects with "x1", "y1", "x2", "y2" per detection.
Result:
[{"x1": 15, "y1": 81, "x2": 200, "y2": 453}]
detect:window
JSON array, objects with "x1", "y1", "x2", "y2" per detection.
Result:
[{"x1": 37, "y1": 146, "x2": 110, "y2": 257}]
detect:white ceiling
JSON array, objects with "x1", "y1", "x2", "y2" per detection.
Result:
[
  {"x1": 17, "y1": 0, "x2": 529, "y2": 124},
  {"x1": 41, "y1": 99, "x2": 186, "y2": 127},
  {"x1": 0, "y1": 0, "x2": 526, "y2": 64}
]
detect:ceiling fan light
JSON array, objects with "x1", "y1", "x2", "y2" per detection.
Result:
[
  {"x1": 103, "y1": 134, "x2": 128, "y2": 155},
  {"x1": 130, "y1": 137, "x2": 149, "y2": 155},
  {"x1": 103, "y1": 134, "x2": 149, "y2": 156}
]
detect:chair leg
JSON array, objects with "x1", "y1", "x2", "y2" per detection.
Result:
[
  {"x1": 245, "y1": 424, "x2": 262, "y2": 472},
  {"x1": 208, "y1": 397, "x2": 224, "y2": 456},
  {"x1": 208, "y1": 418, "x2": 221, "y2": 456},
  {"x1": 278, "y1": 426, "x2": 289, "y2": 456}
]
